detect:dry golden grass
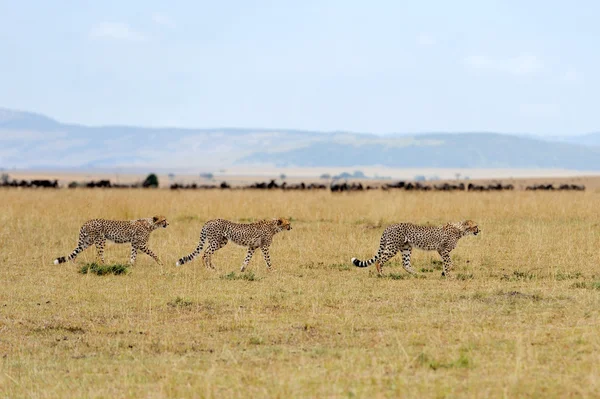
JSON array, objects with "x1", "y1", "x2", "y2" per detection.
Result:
[{"x1": 1, "y1": 188, "x2": 600, "y2": 398}]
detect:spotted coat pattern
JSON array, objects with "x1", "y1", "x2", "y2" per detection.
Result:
[
  {"x1": 176, "y1": 218, "x2": 292, "y2": 271},
  {"x1": 352, "y1": 220, "x2": 479, "y2": 276},
  {"x1": 54, "y1": 216, "x2": 169, "y2": 265}
]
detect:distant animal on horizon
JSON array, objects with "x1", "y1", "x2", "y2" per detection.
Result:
[
  {"x1": 351, "y1": 220, "x2": 480, "y2": 277},
  {"x1": 54, "y1": 216, "x2": 169, "y2": 265},
  {"x1": 176, "y1": 218, "x2": 292, "y2": 271}
]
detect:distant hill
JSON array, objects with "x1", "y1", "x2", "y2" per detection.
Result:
[
  {"x1": 239, "y1": 133, "x2": 600, "y2": 169},
  {"x1": 1, "y1": 107, "x2": 599, "y2": 171},
  {"x1": 560, "y1": 132, "x2": 600, "y2": 147},
  {"x1": 0, "y1": 108, "x2": 63, "y2": 130}
]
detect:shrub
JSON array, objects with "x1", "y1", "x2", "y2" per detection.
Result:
[
  {"x1": 143, "y1": 173, "x2": 159, "y2": 188},
  {"x1": 79, "y1": 262, "x2": 129, "y2": 276}
]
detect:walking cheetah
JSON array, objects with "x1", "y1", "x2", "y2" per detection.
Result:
[
  {"x1": 176, "y1": 218, "x2": 292, "y2": 271},
  {"x1": 54, "y1": 216, "x2": 169, "y2": 265},
  {"x1": 351, "y1": 220, "x2": 479, "y2": 277}
]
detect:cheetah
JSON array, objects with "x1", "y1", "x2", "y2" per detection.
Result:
[
  {"x1": 351, "y1": 220, "x2": 479, "y2": 277},
  {"x1": 53, "y1": 216, "x2": 169, "y2": 265},
  {"x1": 176, "y1": 218, "x2": 292, "y2": 271}
]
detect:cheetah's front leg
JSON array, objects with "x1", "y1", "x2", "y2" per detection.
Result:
[
  {"x1": 438, "y1": 250, "x2": 453, "y2": 277},
  {"x1": 240, "y1": 248, "x2": 255, "y2": 272},
  {"x1": 260, "y1": 246, "x2": 273, "y2": 271},
  {"x1": 138, "y1": 245, "x2": 162, "y2": 265},
  {"x1": 130, "y1": 246, "x2": 137, "y2": 264},
  {"x1": 95, "y1": 238, "x2": 106, "y2": 264},
  {"x1": 401, "y1": 246, "x2": 418, "y2": 275}
]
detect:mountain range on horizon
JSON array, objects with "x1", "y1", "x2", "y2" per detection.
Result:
[{"x1": 1, "y1": 107, "x2": 600, "y2": 172}]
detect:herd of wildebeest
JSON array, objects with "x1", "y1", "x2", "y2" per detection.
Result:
[{"x1": 0, "y1": 177, "x2": 586, "y2": 192}]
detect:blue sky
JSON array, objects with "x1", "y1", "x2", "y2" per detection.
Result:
[{"x1": 0, "y1": 0, "x2": 598, "y2": 135}]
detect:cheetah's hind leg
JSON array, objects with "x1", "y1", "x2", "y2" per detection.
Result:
[{"x1": 375, "y1": 261, "x2": 383, "y2": 275}]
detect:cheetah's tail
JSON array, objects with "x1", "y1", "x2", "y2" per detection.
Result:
[
  {"x1": 54, "y1": 257, "x2": 67, "y2": 265},
  {"x1": 54, "y1": 227, "x2": 91, "y2": 265},
  {"x1": 352, "y1": 234, "x2": 386, "y2": 268},
  {"x1": 351, "y1": 255, "x2": 379, "y2": 268},
  {"x1": 176, "y1": 227, "x2": 207, "y2": 266},
  {"x1": 54, "y1": 245, "x2": 85, "y2": 265}
]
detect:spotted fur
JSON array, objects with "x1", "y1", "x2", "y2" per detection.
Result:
[
  {"x1": 176, "y1": 218, "x2": 292, "y2": 271},
  {"x1": 54, "y1": 216, "x2": 169, "y2": 265},
  {"x1": 351, "y1": 220, "x2": 479, "y2": 277}
]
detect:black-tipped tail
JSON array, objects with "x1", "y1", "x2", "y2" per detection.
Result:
[
  {"x1": 176, "y1": 234, "x2": 205, "y2": 267},
  {"x1": 177, "y1": 226, "x2": 207, "y2": 267},
  {"x1": 176, "y1": 253, "x2": 194, "y2": 267},
  {"x1": 351, "y1": 256, "x2": 378, "y2": 268},
  {"x1": 54, "y1": 257, "x2": 66, "y2": 265}
]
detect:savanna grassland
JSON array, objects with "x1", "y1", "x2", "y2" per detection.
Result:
[{"x1": 1, "y1": 188, "x2": 600, "y2": 398}]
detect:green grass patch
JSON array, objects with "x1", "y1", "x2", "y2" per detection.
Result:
[
  {"x1": 167, "y1": 296, "x2": 194, "y2": 308},
  {"x1": 501, "y1": 270, "x2": 537, "y2": 281},
  {"x1": 570, "y1": 281, "x2": 600, "y2": 290},
  {"x1": 31, "y1": 324, "x2": 85, "y2": 334},
  {"x1": 498, "y1": 290, "x2": 542, "y2": 301},
  {"x1": 570, "y1": 281, "x2": 588, "y2": 289},
  {"x1": 418, "y1": 352, "x2": 473, "y2": 370},
  {"x1": 459, "y1": 291, "x2": 489, "y2": 301},
  {"x1": 555, "y1": 271, "x2": 583, "y2": 281},
  {"x1": 376, "y1": 272, "x2": 425, "y2": 280},
  {"x1": 79, "y1": 262, "x2": 129, "y2": 276},
  {"x1": 220, "y1": 271, "x2": 262, "y2": 281},
  {"x1": 430, "y1": 260, "x2": 443, "y2": 270},
  {"x1": 300, "y1": 262, "x2": 323, "y2": 270},
  {"x1": 378, "y1": 272, "x2": 410, "y2": 280},
  {"x1": 248, "y1": 336, "x2": 264, "y2": 345},
  {"x1": 329, "y1": 263, "x2": 352, "y2": 271}
]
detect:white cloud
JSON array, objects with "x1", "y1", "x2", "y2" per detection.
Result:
[
  {"x1": 464, "y1": 54, "x2": 542, "y2": 76},
  {"x1": 152, "y1": 13, "x2": 175, "y2": 28},
  {"x1": 416, "y1": 34, "x2": 436, "y2": 46},
  {"x1": 89, "y1": 22, "x2": 146, "y2": 42}
]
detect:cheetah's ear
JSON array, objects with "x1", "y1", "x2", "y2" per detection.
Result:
[
  {"x1": 153, "y1": 216, "x2": 159, "y2": 223},
  {"x1": 276, "y1": 218, "x2": 283, "y2": 226}
]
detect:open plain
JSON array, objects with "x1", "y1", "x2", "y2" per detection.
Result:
[{"x1": 1, "y1": 187, "x2": 600, "y2": 398}]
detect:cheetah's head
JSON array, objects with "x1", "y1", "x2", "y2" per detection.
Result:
[
  {"x1": 461, "y1": 220, "x2": 479, "y2": 236},
  {"x1": 152, "y1": 215, "x2": 169, "y2": 229},
  {"x1": 274, "y1": 218, "x2": 292, "y2": 232}
]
